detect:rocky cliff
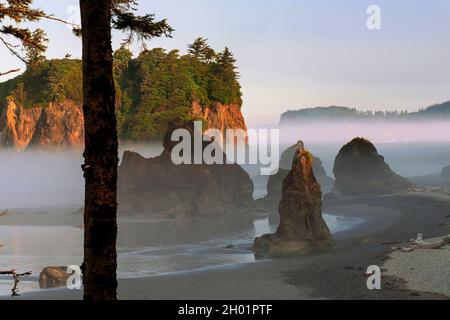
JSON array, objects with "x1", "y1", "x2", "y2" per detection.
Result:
[
  {"x1": 0, "y1": 98, "x2": 247, "y2": 149},
  {"x1": 333, "y1": 137, "x2": 412, "y2": 195},
  {"x1": 253, "y1": 145, "x2": 334, "y2": 258},
  {"x1": 191, "y1": 101, "x2": 247, "y2": 136},
  {"x1": 117, "y1": 120, "x2": 255, "y2": 218},
  {"x1": 0, "y1": 98, "x2": 84, "y2": 149}
]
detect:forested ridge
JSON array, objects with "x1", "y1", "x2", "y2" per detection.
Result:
[
  {"x1": 0, "y1": 38, "x2": 242, "y2": 140},
  {"x1": 280, "y1": 102, "x2": 450, "y2": 123}
]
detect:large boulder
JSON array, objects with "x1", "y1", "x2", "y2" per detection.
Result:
[
  {"x1": 253, "y1": 146, "x2": 334, "y2": 258},
  {"x1": 333, "y1": 138, "x2": 412, "y2": 195},
  {"x1": 39, "y1": 266, "x2": 71, "y2": 289},
  {"x1": 442, "y1": 166, "x2": 450, "y2": 179},
  {"x1": 118, "y1": 120, "x2": 255, "y2": 218}
]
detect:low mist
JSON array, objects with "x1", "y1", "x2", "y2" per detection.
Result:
[
  {"x1": 0, "y1": 142, "x2": 164, "y2": 209},
  {"x1": 0, "y1": 150, "x2": 84, "y2": 209},
  {"x1": 279, "y1": 121, "x2": 450, "y2": 145},
  {"x1": 1, "y1": 122, "x2": 449, "y2": 210}
]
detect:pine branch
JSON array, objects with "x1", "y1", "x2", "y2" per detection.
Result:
[
  {"x1": 0, "y1": 68, "x2": 20, "y2": 76},
  {"x1": 0, "y1": 36, "x2": 27, "y2": 63}
]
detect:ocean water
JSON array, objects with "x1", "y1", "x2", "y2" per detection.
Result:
[
  {"x1": 1, "y1": 140, "x2": 445, "y2": 296},
  {"x1": 307, "y1": 141, "x2": 450, "y2": 179},
  {"x1": 0, "y1": 214, "x2": 362, "y2": 297}
]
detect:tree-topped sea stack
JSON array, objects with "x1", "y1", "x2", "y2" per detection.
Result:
[
  {"x1": 253, "y1": 144, "x2": 334, "y2": 258},
  {"x1": 333, "y1": 138, "x2": 412, "y2": 195},
  {"x1": 0, "y1": 39, "x2": 247, "y2": 149}
]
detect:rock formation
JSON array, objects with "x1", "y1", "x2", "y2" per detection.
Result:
[
  {"x1": 279, "y1": 142, "x2": 332, "y2": 184},
  {"x1": 333, "y1": 137, "x2": 412, "y2": 195},
  {"x1": 39, "y1": 266, "x2": 72, "y2": 289},
  {"x1": 118, "y1": 120, "x2": 255, "y2": 218},
  {"x1": 263, "y1": 141, "x2": 334, "y2": 203},
  {"x1": 0, "y1": 98, "x2": 84, "y2": 149},
  {"x1": 0, "y1": 98, "x2": 247, "y2": 149},
  {"x1": 191, "y1": 101, "x2": 247, "y2": 138},
  {"x1": 253, "y1": 145, "x2": 334, "y2": 258},
  {"x1": 442, "y1": 166, "x2": 450, "y2": 179}
]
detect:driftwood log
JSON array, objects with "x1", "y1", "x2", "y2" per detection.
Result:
[
  {"x1": 393, "y1": 235, "x2": 450, "y2": 253},
  {"x1": 0, "y1": 270, "x2": 32, "y2": 297}
]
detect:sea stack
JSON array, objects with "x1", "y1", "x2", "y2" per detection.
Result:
[
  {"x1": 279, "y1": 141, "x2": 334, "y2": 187},
  {"x1": 333, "y1": 138, "x2": 412, "y2": 195},
  {"x1": 117, "y1": 120, "x2": 255, "y2": 218},
  {"x1": 264, "y1": 141, "x2": 334, "y2": 203},
  {"x1": 253, "y1": 143, "x2": 334, "y2": 258},
  {"x1": 442, "y1": 166, "x2": 450, "y2": 179}
]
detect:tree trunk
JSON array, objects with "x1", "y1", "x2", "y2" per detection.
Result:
[{"x1": 80, "y1": 0, "x2": 118, "y2": 300}]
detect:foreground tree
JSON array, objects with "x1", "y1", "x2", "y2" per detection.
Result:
[
  {"x1": 80, "y1": 0, "x2": 118, "y2": 301},
  {"x1": 80, "y1": 0, "x2": 173, "y2": 300},
  {"x1": 1, "y1": 0, "x2": 172, "y2": 300}
]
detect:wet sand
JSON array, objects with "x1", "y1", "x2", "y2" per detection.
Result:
[{"x1": 6, "y1": 191, "x2": 449, "y2": 300}]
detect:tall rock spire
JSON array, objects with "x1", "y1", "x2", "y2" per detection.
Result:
[{"x1": 254, "y1": 146, "x2": 334, "y2": 258}]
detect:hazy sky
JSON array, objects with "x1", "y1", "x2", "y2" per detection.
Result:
[{"x1": 1, "y1": 0, "x2": 450, "y2": 126}]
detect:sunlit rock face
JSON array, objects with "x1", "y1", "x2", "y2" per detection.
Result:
[
  {"x1": 0, "y1": 98, "x2": 84, "y2": 149},
  {"x1": 118, "y1": 121, "x2": 255, "y2": 219},
  {"x1": 333, "y1": 137, "x2": 412, "y2": 196},
  {"x1": 191, "y1": 101, "x2": 247, "y2": 138},
  {"x1": 442, "y1": 166, "x2": 450, "y2": 179},
  {"x1": 253, "y1": 146, "x2": 334, "y2": 258},
  {"x1": 0, "y1": 98, "x2": 246, "y2": 150}
]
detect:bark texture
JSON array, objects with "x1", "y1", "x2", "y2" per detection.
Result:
[{"x1": 80, "y1": 0, "x2": 118, "y2": 300}]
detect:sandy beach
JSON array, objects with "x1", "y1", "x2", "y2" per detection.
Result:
[{"x1": 2, "y1": 190, "x2": 448, "y2": 300}]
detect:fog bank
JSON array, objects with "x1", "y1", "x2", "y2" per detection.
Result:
[{"x1": 279, "y1": 121, "x2": 450, "y2": 145}]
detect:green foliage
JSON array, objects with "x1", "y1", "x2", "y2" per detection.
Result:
[
  {"x1": 0, "y1": 39, "x2": 242, "y2": 141},
  {"x1": 116, "y1": 42, "x2": 242, "y2": 140},
  {"x1": 110, "y1": 0, "x2": 174, "y2": 45},
  {"x1": 0, "y1": 58, "x2": 82, "y2": 108},
  {"x1": 188, "y1": 37, "x2": 216, "y2": 63}
]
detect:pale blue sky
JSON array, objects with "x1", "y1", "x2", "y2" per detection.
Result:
[{"x1": 1, "y1": 0, "x2": 450, "y2": 125}]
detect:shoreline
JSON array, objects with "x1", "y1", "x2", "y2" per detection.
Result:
[
  {"x1": 2, "y1": 191, "x2": 449, "y2": 300},
  {"x1": 0, "y1": 210, "x2": 363, "y2": 299}
]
